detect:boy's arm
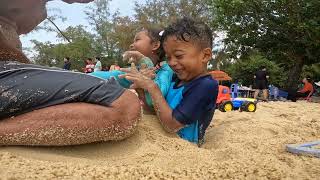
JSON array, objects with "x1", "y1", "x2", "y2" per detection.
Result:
[
  {"x1": 146, "y1": 76, "x2": 218, "y2": 133},
  {"x1": 146, "y1": 82, "x2": 184, "y2": 132},
  {"x1": 119, "y1": 65, "x2": 184, "y2": 132}
]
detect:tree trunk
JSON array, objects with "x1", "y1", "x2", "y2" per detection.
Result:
[{"x1": 285, "y1": 56, "x2": 304, "y2": 91}]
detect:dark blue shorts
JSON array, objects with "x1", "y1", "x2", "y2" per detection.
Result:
[{"x1": 0, "y1": 61, "x2": 125, "y2": 120}]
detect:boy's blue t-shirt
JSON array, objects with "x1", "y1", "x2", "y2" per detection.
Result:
[{"x1": 166, "y1": 74, "x2": 218, "y2": 146}]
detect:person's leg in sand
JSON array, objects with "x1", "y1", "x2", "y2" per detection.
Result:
[
  {"x1": 0, "y1": 64, "x2": 141, "y2": 146},
  {"x1": 0, "y1": 39, "x2": 141, "y2": 146},
  {"x1": 262, "y1": 89, "x2": 269, "y2": 101},
  {"x1": 0, "y1": 91, "x2": 140, "y2": 146},
  {"x1": 254, "y1": 80, "x2": 268, "y2": 101}
]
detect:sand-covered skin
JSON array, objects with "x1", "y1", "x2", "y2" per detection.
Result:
[{"x1": 0, "y1": 101, "x2": 319, "y2": 179}]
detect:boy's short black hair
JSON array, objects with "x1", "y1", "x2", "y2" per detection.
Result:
[
  {"x1": 65, "y1": 57, "x2": 70, "y2": 61},
  {"x1": 162, "y1": 17, "x2": 213, "y2": 49},
  {"x1": 95, "y1": 57, "x2": 100, "y2": 60}
]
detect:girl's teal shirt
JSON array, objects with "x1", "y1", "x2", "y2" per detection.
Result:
[{"x1": 90, "y1": 57, "x2": 173, "y2": 108}]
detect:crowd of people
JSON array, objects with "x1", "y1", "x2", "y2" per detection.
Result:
[
  {"x1": 253, "y1": 66, "x2": 318, "y2": 102},
  {"x1": 232, "y1": 66, "x2": 319, "y2": 102},
  {"x1": 62, "y1": 56, "x2": 120, "y2": 73}
]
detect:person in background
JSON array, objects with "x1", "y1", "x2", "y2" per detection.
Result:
[
  {"x1": 253, "y1": 66, "x2": 269, "y2": 101},
  {"x1": 63, "y1": 57, "x2": 71, "y2": 70},
  {"x1": 84, "y1": 58, "x2": 94, "y2": 73},
  {"x1": 110, "y1": 61, "x2": 120, "y2": 71},
  {"x1": 287, "y1": 77, "x2": 314, "y2": 102},
  {"x1": 94, "y1": 57, "x2": 102, "y2": 72},
  {"x1": 102, "y1": 64, "x2": 110, "y2": 71}
]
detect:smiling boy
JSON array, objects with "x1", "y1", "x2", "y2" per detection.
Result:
[{"x1": 121, "y1": 17, "x2": 218, "y2": 146}]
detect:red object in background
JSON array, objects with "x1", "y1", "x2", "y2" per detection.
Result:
[
  {"x1": 216, "y1": 85, "x2": 231, "y2": 104},
  {"x1": 209, "y1": 70, "x2": 232, "y2": 81},
  {"x1": 84, "y1": 63, "x2": 94, "y2": 73}
]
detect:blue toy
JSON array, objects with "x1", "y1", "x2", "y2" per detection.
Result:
[{"x1": 286, "y1": 141, "x2": 320, "y2": 158}]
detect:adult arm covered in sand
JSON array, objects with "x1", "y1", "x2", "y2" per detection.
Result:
[
  {"x1": 0, "y1": 0, "x2": 94, "y2": 35},
  {"x1": 0, "y1": 0, "x2": 141, "y2": 146}
]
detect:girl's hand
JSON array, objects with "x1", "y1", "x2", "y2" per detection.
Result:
[
  {"x1": 119, "y1": 63, "x2": 154, "y2": 90},
  {"x1": 122, "y1": 51, "x2": 145, "y2": 64}
]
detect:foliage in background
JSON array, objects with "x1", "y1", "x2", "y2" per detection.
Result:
[
  {"x1": 134, "y1": 0, "x2": 212, "y2": 28},
  {"x1": 207, "y1": 0, "x2": 320, "y2": 89},
  {"x1": 29, "y1": 0, "x2": 214, "y2": 71},
  {"x1": 225, "y1": 51, "x2": 286, "y2": 88},
  {"x1": 302, "y1": 63, "x2": 320, "y2": 82},
  {"x1": 31, "y1": 25, "x2": 96, "y2": 70},
  {"x1": 28, "y1": 0, "x2": 320, "y2": 87}
]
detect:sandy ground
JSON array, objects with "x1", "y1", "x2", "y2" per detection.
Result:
[{"x1": 0, "y1": 101, "x2": 319, "y2": 179}]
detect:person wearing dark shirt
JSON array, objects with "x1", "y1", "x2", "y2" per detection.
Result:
[
  {"x1": 253, "y1": 66, "x2": 269, "y2": 100},
  {"x1": 63, "y1": 57, "x2": 71, "y2": 70}
]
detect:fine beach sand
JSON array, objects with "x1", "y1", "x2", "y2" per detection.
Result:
[{"x1": 0, "y1": 101, "x2": 319, "y2": 179}]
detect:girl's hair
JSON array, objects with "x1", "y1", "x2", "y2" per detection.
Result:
[{"x1": 142, "y1": 28, "x2": 166, "y2": 63}]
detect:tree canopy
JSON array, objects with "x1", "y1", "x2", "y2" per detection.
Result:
[
  {"x1": 27, "y1": 0, "x2": 320, "y2": 89},
  {"x1": 207, "y1": 0, "x2": 320, "y2": 89}
]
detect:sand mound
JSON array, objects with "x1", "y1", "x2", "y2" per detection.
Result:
[{"x1": 1, "y1": 101, "x2": 319, "y2": 179}]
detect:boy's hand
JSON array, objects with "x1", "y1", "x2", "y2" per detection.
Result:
[
  {"x1": 122, "y1": 51, "x2": 145, "y2": 63},
  {"x1": 140, "y1": 67, "x2": 156, "y2": 79},
  {"x1": 119, "y1": 63, "x2": 155, "y2": 90}
]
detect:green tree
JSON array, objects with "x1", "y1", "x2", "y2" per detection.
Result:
[
  {"x1": 302, "y1": 63, "x2": 320, "y2": 82},
  {"x1": 207, "y1": 0, "x2": 320, "y2": 90},
  {"x1": 85, "y1": 0, "x2": 118, "y2": 58},
  {"x1": 134, "y1": 0, "x2": 212, "y2": 28},
  {"x1": 31, "y1": 25, "x2": 96, "y2": 71},
  {"x1": 226, "y1": 52, "x2": 286, "y2": 88},
  {"x1": 31, "y1": 40, "x2": 58, "y2": 66}
]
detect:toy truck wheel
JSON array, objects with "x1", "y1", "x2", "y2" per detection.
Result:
[
  {"x1": 243, "y1": 102, "x2": 257, "y2": 112},
  {"x1": 219, "y1": 101, "x2": 233, "y2": 112}
]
